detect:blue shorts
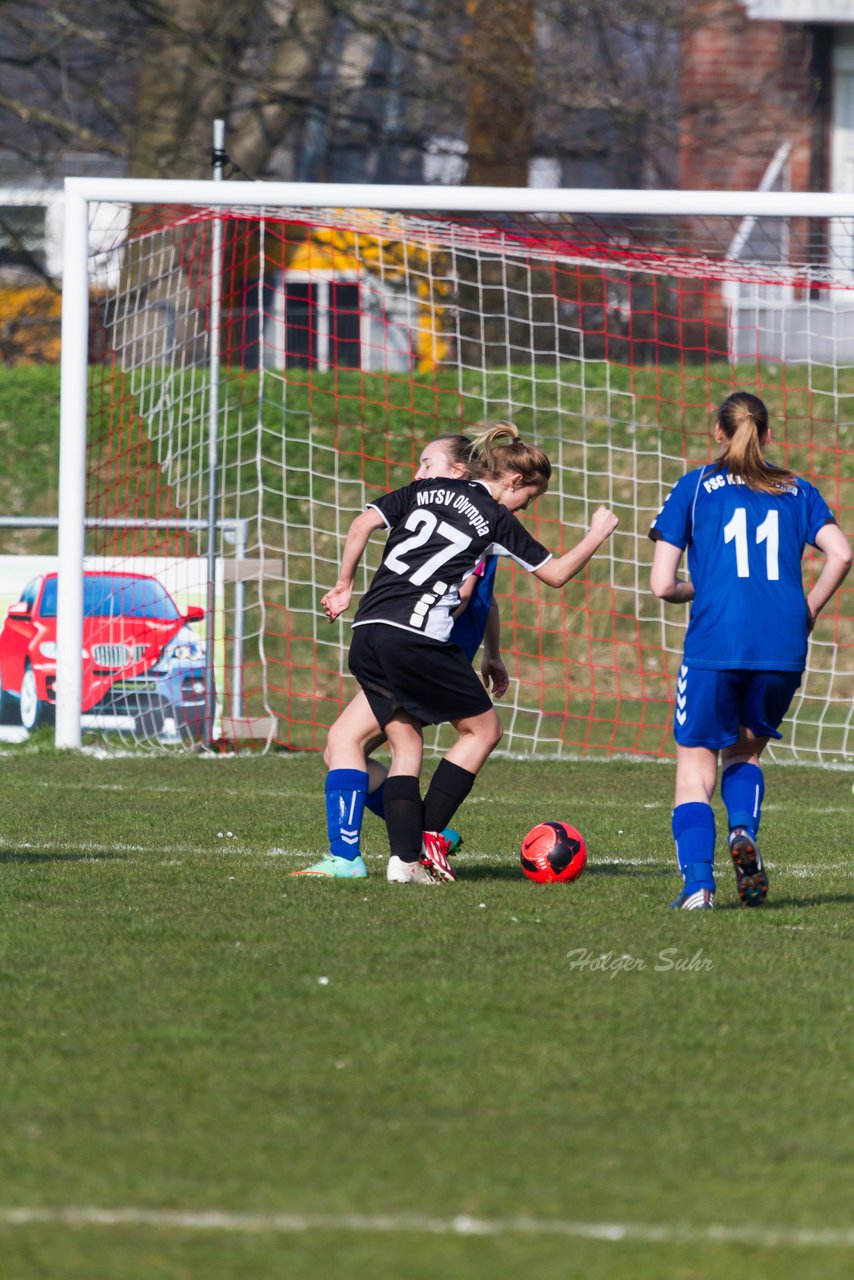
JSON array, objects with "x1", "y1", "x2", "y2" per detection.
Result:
[{"x1": 673, "y1": 663, "x2": 802, "y2": 750}]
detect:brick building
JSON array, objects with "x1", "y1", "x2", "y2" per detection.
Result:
[
  {"x1": 681, "y1": 1, "x2": 854, "y2": 209},
  {"x1": 678, "y1": 1, "x2": 854, "y2": 361}
]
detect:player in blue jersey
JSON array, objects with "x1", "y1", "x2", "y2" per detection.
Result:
[
  {"x1": 297, "y1": 421, "x2": 618, "y2": 882},
  {"x1": 650, "y1": 391, "x2": 852, "y2": 910}
]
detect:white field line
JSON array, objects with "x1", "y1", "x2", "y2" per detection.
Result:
[
  {"x1": 0, "y1": 1205, "x2": 852, "y2": 1248},
  {"x1": 18, "y1": 780, "x2": 322, "y2": 799},
  {"x1": 8, "y1": 779, "x2": 854, "y2": 815},
  {"x1": 5, "y1": 739, "x2": 851, "y2": 771},
  {"x1": 2, "y1": 836, "x2": 852, "y2": 876},
  {"x1": 0, "y1": 743, "x2": 850, "y2": 772}
]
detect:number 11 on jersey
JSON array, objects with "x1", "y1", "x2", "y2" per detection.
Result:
[{"x1": 723, "y1": 507, "x2": 779, "y2": 580}]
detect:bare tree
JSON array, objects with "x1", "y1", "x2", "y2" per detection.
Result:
[
  {"x1": 0, "y1": 1, "x2": 403, "y2": 180},
  {"x1": 0, "y1": 1, "x2": 688, "y2": 190},
  {"x1": 463, "y1": 0, "x2": 536, "y2": 188}
]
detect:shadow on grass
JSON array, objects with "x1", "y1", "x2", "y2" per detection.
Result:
[
  {"x1": 458, "y1": 866, "x2": 854, "y2": 909},
  {"x1": 458, "y1": 864, "x2": 525, "y2": 881},
  {"x1": 737, "y1": 893, "x2": 854, "y2": 909},
  {"x1": 459, "y1": 861, "x2": 670, "y2": 881},
  {"x1": 0, "y1": 851, "x2": 128, "y2": 864},
  {"x1": 582, "y1": 863, "x2": 671, "y2": 878},
  {"x1": 688, "y1": 892, "x2": 854, "y2": 912}
]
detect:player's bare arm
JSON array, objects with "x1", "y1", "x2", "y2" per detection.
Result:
[
  {"x1": 480, "y1": 599, "x2": 509, "y2": 698},
  {"x1": 451, "y1": 571, "x2": 477, "y2": 619},
  {"x1": 806, "y1": 523, "x2": 853, "y2": 628},
  {"x1": 649, "y1": 539, "x2": 695, "y2": 604},
  {"x1": 322, "y1": 508, "x2": 386, "y2": 621},
  {"x1": 533, "y1": 505, "x2": 619, "y2": 589}
]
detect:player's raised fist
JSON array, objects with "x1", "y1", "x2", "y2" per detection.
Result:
[{"x1": 590, "y1": 505, "x2": 619, "y2": 541}]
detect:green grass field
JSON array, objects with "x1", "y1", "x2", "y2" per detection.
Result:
[
  {"x1": 1, "y1": 362, "x2": 852, "y2": 1275},
  {"x1": 1, "y1": 745, "x2": 852, "y2": 1279}
]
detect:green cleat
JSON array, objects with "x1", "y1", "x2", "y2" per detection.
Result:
[
  {"x1": 291, "y1": 854, "x2": 368, "y2": 878},
  {"x1": 442, "y1": 827, "x2": 463, "y2": 855}
]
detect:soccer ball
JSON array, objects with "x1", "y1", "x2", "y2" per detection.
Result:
[{"x1": 520, "y1": 821, "x2": 587, "y2": 884}]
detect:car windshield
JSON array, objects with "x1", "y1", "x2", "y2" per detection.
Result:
[{"x1": 40, "y1": 576, "x2": 181, "y2": 621}]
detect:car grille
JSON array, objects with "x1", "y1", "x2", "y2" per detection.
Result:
[
  {"x1": 109, "y1": 679, "x2": 160, "y2": 694},
  {"x1": 92, "y1": 643, "x2": 148, "y2": 668}
]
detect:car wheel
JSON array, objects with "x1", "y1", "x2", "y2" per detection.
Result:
[
  {"x1": 134, "y1": 702, "x2": 166, "y2": 741},
  {"x1": 0, "y1": 665, "x2": 18, "y2": 725},
  {"x1": 20, "y1": 664, "x2": 53, "y2": 731},
  {"x1": 173, "y1": 704, "x2": 210, "y2": 742}
]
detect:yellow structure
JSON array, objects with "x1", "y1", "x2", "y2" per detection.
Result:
[
  {"x1": 0, "y1": 286, "x2": 61, "y2": 364},
  {"x1": 287, "y1": 221, "x2": 453, "y2": 373}
]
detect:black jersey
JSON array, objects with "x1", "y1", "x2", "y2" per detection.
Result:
[{"x1": 353, "y1": 478, "x2": 551, "y2": 639}]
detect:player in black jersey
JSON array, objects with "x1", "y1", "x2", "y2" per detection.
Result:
[
  {"x1": 293, "y1": 430, "x2": 506, "y2": 882},
  {"x1": 318, "y1": 434, "x2": 508, "y2": 860},
  {"x1": 294, "y1": 422, "x2": 618, "y2": 882}
]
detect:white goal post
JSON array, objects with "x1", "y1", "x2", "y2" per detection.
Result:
[{"x1": 58, "y1": 179, "x2": 854, "y2": 761}]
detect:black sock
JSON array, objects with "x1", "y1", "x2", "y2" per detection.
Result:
[
  {"x1": 383, "y1": 775, "x2": 423, "y2": 862},
  {"x1": 423, "y1": 759, "x2": 476, "y2": 833}
]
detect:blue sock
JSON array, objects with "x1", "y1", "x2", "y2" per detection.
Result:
[
  {"x1": 672, "y1": 802, "x2": 716, "y2": 893},
  {"x1": 325, "y1": 769, "x2": 368, "y2": 860},
  {"x1": 365, "y1": 781, "x2": 385, "y2": 820},
  {"x1": 721, "y1": 762, "x2": 764, "y2": 837}
]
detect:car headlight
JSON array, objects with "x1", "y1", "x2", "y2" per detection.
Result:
[
  {"x1": 38, "y1": 644, "x2": 89, "y2": 660},
  {"x1": 171, "y1": 641, "x2": 206, "y2": 661}
]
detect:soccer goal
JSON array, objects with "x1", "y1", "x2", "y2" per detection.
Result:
[{"x1": 57, "y1": 180, "x2": 854, "y2": 763}]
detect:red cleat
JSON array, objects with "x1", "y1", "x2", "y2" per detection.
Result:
[{"x1": 420, "y1": 830, "x2": 457, "y2": 882}]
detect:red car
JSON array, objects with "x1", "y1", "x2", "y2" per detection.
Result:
[{"x1": 0, "y1": 571, "x2": 209, "y2": 738}]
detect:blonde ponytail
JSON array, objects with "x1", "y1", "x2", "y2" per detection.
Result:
[{"x1": 469, "y1": 420, "x2": 552, "y2": 493}]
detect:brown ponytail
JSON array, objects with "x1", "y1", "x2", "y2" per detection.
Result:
[
  {"x1": 469, "y1": 420, "x2": 552, "y2": 493},
  {"x1": 714, "y1": 392, "x2": 797, "y2": 494}
]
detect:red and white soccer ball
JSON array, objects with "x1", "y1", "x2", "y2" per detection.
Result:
[{"x1": 520, "y1": 821, "x2": 587, "y2": 884}]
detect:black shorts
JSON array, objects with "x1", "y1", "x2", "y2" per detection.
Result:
[{"x1": 348, "y1": 624, "x2": 493, "y2": 728}]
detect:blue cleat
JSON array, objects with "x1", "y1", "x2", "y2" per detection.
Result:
[
  {"x1": 728, "y1": 828, "x2": 768, "y2": 906},
  {"x1": 669, "y1": 888, "x2": 714, "y2": 910},
  {"x1": 291, "y1": 854, "x2": 368, "y2": 878}
]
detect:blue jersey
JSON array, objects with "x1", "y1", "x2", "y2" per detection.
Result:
[
  {"x1": 650, "y1": 464, "x2": 836, "y2": 671},
  {"x1": 450, "y1": 555, "x2": 498, "y2": 661}
]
